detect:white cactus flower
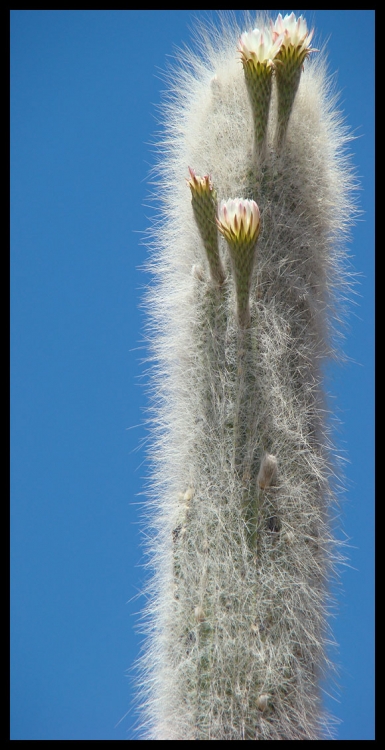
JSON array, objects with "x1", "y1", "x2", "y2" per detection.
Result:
[
  {"x1": 239, "y1": 27, "x2": 283, "y2": 67},
  {"x1": 216, "y1": 199, "x2": 260, "y2": 247},
  {"x1": 272, "y1": 12, "x2": 314, "y2": 51}
]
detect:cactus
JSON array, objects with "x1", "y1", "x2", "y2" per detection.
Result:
[{"x1": 139, "y1": 11, "x2": 355, "y2": 741}]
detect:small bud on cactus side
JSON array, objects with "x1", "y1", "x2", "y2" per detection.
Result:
[
  {"x1": 272, "y1": 13, "x2": 315, "y2": 147},
  {"x1": 217, "y1": 198, "x2": 260, "y2": 327},
  {"x1": 239, "y1": 28, "x2": 283, "y2": 156},
  {"x1": 194, "y1": 605, "x2": 205, "y2": 623},
  {"x1": 188, "y1": 167, "x2": 225, "y2": 286},
  {"x1": 257, "y1": 452, "x2": 278, "y2": 489},
  {"x1": 184, "y1": 486, "x2": 194, "y2": 503},
  {"x1": 256, "y1": 693, "x2": 270, "y2": 711}
]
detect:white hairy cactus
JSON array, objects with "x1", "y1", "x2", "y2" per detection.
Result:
[{"x1": 138, "y1": 11, "x2": 355, "y2": 741}]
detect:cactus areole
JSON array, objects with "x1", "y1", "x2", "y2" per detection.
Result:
[{"x1": 139, "y1": 11, "x2": 354, "y2": 741}]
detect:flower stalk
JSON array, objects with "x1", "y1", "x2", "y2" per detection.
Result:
[
  {"x1": 188, "y1": 168, "x2": 225, "y2": 286},
  {"x1": 239, "y1": 29, "x2": 282, "y2": 159},
  {"x1": 216, "y1": 198, "x2": 260, "y2": 328},
  {"x1": 272, "y1": 13, "x2": 315, "y2": 147}
]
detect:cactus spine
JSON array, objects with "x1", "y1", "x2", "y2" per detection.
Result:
[{"x1": 140, "y1": 11, "x2": 354, "y2": 740}]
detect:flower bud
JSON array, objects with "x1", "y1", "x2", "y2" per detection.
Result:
[
  {"x1": 257, "y1": 453, "x2": 278, "y2": 489},
  {"x1": 217, "y1": 199, "x2": 260, "y2": 327},
  {"x1": 188, "y1": 168, "x2": 225, "y2": 286},
  {"x1": 271, "y1": 13, "x2": 316, "y2": 148},
  {"x1": 194, "y1": 606, "x2": 205, "y2": 623},
  {"x1": 256, "y1": 694, "x2": 270, "y2": 711},
  {"x1": 239, "y1": 28, "x2": 283, "y2": 156},
  {"x1": 216, "y1": 199, "x2": 260, "y2": 247}
]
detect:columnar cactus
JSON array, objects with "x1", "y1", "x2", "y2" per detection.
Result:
[{"x1": 139, "y1": 11, "x2": 354, "y2": 740}]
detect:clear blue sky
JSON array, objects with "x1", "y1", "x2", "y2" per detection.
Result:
[{"x1": 10, "y1": 10, "x2": 374, "y2": 740}]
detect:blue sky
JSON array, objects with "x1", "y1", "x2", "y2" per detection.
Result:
[{"x1": 11, "y1": 10, "x2": 374, "y2": 740}]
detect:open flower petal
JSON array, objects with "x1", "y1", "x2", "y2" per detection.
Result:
[
  {"x1": 272, "y1": 12, "x2": 314, "y2": 52},
  {"x1": 239, "y1": 27, "x2": 283, "y2": 66}
]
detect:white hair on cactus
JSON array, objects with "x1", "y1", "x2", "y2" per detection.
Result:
[{"x1": 138, "y1": 9, "x2": 357, "y2": 742}]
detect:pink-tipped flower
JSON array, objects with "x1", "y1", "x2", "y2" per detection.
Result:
[
  {"x1": 216, "y1": 199, "x2": 260, "y2": 247},
  {"x1": 187, "y1": 166, "x2": 213, "y2": 197},
  {"x1": 188, "y1": 167, "x2": 225, "y2": 286},
  {"x1": 217, "y1": 199, "x2": 260, "y2": 327},
  {"x1": 271, "y1": 13, "x2": 316, "y2": 148},
  {"x1": 271, "y1": 12, "x2": 314, "y2": 54},
  {"x1": 239, "y1": 27, "x2": 283, "y2": 68},
  {"x1": 239, "y1": 29, "x2": 282, "y2": 155}
]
